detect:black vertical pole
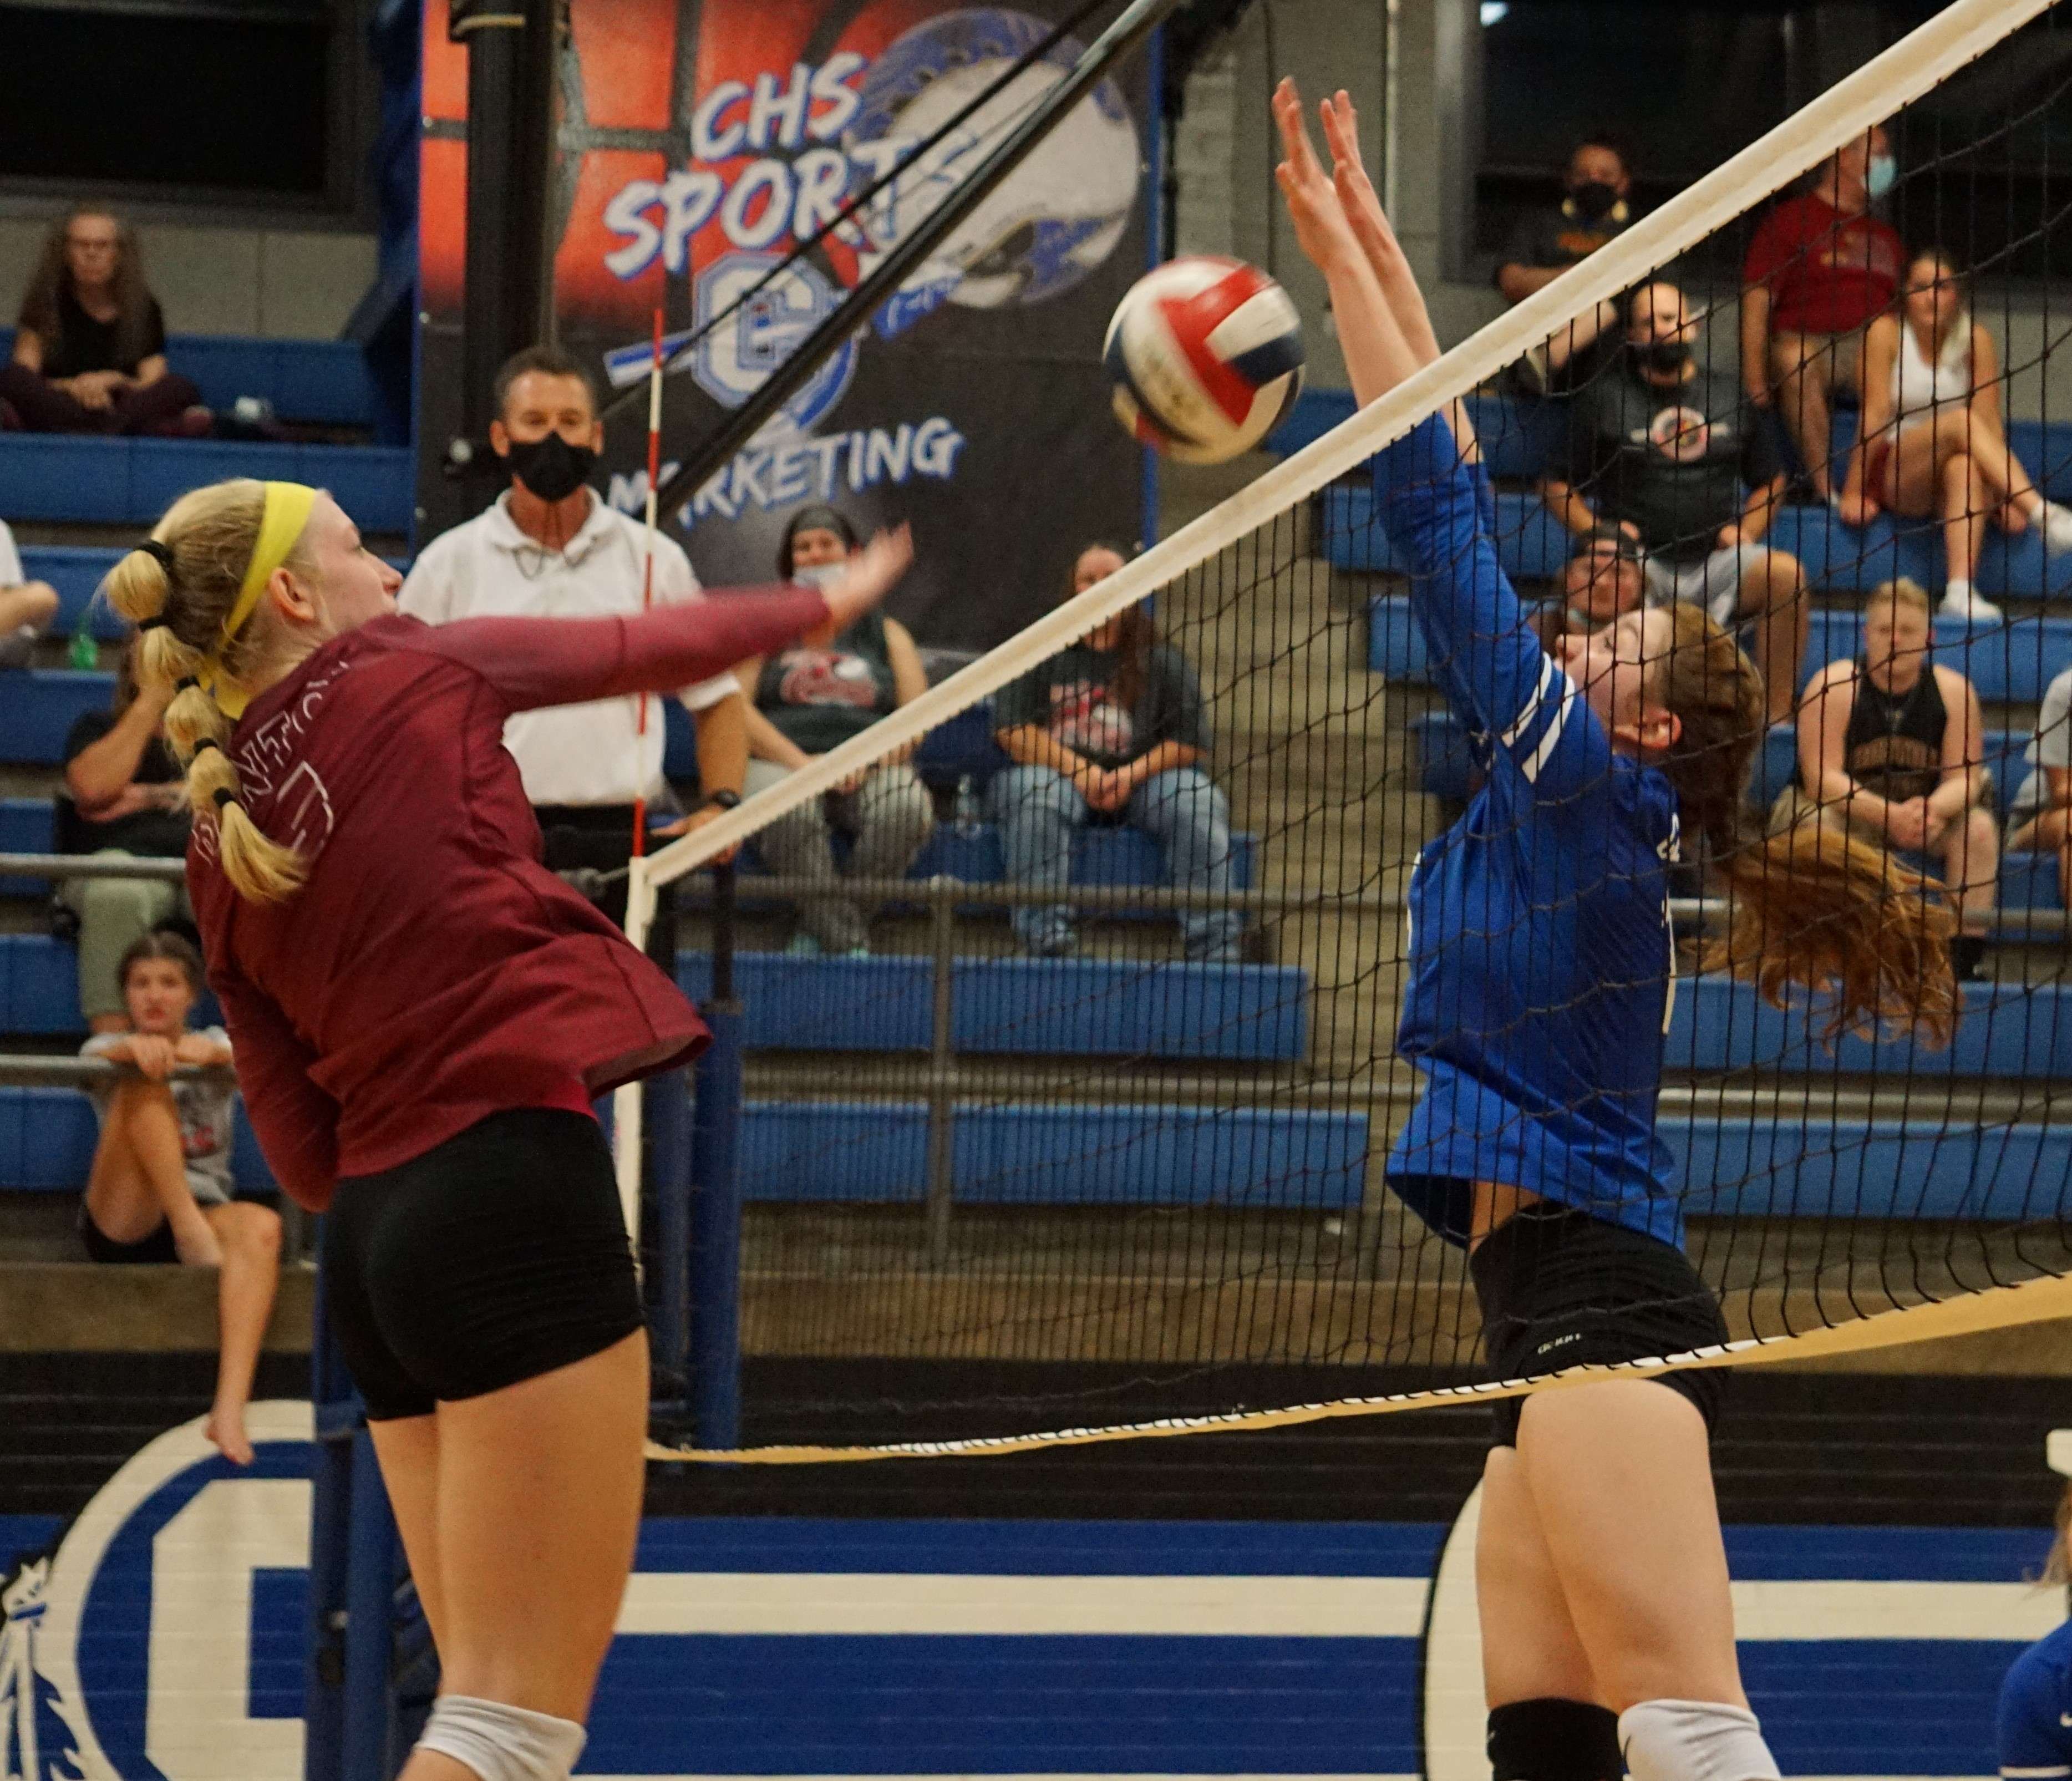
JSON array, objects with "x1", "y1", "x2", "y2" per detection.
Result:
[{"x1": 450, "y1": 0, "x2": 558, "y2": 510}]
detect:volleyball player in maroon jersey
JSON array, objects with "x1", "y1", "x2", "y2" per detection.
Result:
[{"x1": 107, "y1": 478, "x2": 910, "y2": 1781}]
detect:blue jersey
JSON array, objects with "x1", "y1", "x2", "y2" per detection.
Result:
[
  {"x1": 1378, "y1": 415, "x2": 1684, "y2": 1247},
  {"x1": 2002, "y1": 1618, "x2": 2072, "y2": 1778}
]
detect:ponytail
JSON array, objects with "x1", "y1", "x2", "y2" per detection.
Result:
[
  {"x1": 103, "y1": 480, "x2": 311, "y2": 903},
  {"x1": 1652, "y1": 604, "x2": 1956, "y2": 1047},
  {"x1": 1710, "y1": 825, "x2": 1957, "y2": 1047}
]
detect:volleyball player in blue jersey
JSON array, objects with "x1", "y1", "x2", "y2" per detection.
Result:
[
  {"x1": 1273, "y1": 82, "x2": 1955, "y2": 1781},
  {"x1": 1999, "y1": 1485, "x2": 2072, "y2": 1780}
]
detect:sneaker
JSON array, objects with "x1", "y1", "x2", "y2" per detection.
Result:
[
  {"x1": 0, "y1": 625, "x2": 35, "y2": 669},
  {"x1": 841, "y1": 945, "x2": 871, "y2": 961},
  {"x1": 1940, "y1": 583, "x2": 2002, "y2": 623},
  {"x1": 783, "y1": 933, "x2": 822, "y2": 958},
  {"x1": 2040, "y1": 500, "x2": 2072, "y2": 556}
]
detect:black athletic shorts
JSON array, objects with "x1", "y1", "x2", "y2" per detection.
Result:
[
  {"x1": 323, "y1": 1107, "x2": 645, "y2": 1422},
  {"x1": 79, "y1": 1204, "x2": 178, "y2": 1265},
  {"x1": 1468, "y1": 1202, "x2": 1729, "y2": 1448}
]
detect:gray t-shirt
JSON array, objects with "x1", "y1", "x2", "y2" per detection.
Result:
[
  {"x1": 1568, "y1": 361, "x2": 1782, "y2": 562},
  {"x1": 80, "y1": 1027, "x2": 237, "y2": 1205},
  {"x1": 2012, "y1": 666, "x2": 2072, "y2": 824}
]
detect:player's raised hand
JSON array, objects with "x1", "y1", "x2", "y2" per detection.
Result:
[
  {"x1": 821, "y1": 524, "x2": 912, "y2": 630},
  {"x1": 1271, "y1": 77, "x2": 1358, "y2": 274},
  {"x1": 1320, "y1": 91, "x2": 1400, "y2": 270}
]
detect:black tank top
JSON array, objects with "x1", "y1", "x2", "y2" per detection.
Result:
[{"x1": 1842, "y1": 657, "x2": 1945, "y2": 804}]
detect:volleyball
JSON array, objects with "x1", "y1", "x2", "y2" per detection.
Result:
[{"x1": 1102, "y1": 256, "x2": 1305, "y2": 464}]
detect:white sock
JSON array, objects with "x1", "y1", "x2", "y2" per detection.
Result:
[
  {"x1": 417, "y1": 1695, "x2": 587, "y2": 1781},
  {"x1": 1619, "y1": 1698, "x2": 1780, "y2": 1781},
  {"x1": 1945, "y1": 577, "x2": 1975, "y2": 602}
]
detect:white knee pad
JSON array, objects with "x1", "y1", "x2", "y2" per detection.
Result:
[
  {"x1": 1618, "y1": 1699, "x2": 1780, "y2": 1781},
  {"x1": 418, "y1": 1693, "x2": 587, "y2": 1781}
]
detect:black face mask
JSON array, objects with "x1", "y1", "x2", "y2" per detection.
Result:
[
  {"x1": 1568, "y1": 179, "x2": 1620, "y2": 223},
  {"x1": 502, "y1": 432, "x2": 596, "y2": 503},
  {"x1": 1636, "y1": 339, "x2": 1691, "y2": 375}
]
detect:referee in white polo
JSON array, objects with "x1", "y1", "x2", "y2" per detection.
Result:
[{"x1": 400, "y1": 345, "x2": 749, "y2": 944}]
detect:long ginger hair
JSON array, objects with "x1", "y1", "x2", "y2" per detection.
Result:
[{"x1": 1652, "y1": 603, "x2": 1956, "y2": 1046}]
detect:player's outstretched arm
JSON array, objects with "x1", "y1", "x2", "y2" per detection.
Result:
[
  {"x1": 1314, "y1": 87, "x2": 1477, "y2": 459},
  {"x1": 1270, "y1": 77, "x2": 1419, "y2": 411}
]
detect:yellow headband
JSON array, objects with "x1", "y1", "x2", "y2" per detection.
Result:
[{"x1": 201, "y1": 481, "x2": 318, "y2": 720}]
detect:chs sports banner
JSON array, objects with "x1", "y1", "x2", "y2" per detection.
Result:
[{"x1": 417, "y1": 0, "x2": 1152, "y2": 650}]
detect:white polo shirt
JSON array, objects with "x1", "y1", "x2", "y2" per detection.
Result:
[{"x1": 399, "y1": 489, "x2": 737, "y2": 806}]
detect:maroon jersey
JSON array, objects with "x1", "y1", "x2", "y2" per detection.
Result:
[{"x1": 188, "y1": 589, "x2": 825, "y2": 1211}]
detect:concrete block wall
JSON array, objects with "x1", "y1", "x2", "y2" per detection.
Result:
[{"x1": 0, "y1": 217, "x2": 377, "y2": 340}]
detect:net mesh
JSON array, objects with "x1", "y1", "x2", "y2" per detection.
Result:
[{"x1": 631, "y1": 0, "x2": 2072, "y2": 1457}]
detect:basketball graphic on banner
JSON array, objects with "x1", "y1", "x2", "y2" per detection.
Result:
[{"x1": 847, "y1": 8, "x2": 1140, "y2": 323}]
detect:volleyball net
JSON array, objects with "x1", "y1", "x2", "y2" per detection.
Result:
[{"x1": 624, "y1": 0, "x2": 2072, "y2": 1461}]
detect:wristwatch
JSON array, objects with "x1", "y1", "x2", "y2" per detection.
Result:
[{"x1": 701, "y1": 789, "x2": 743, "y2": 812}]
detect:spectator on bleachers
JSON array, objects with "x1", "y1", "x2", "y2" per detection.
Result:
[
  {"x1": 0, "y1": 513, "x2": 59, "y2": 668},
  {"x1": 399, "y1": 344, "x2": 750, "y2": 928},
  {"x1": 1531, "y1": 526, "x2": 1647, "y2": 654},
  {"x1": 1779, "y1": 576, "x2": 1996, "y2": 970},
  {"x1": 1835, "y1": 247, "x2": 2072, "y2": 623},
  {"x1": 992, "y1": 544, "x2": 1240, "y2": 963},
  {"x1": 1543, "y1": 280, "x2": 1809, "y2": 722},
  {"x1": 1495, "y1": 133, "x2": 1634, "y2": 394},
  {"x1": 2005, "y1": 661, "x2": 2072, "y2": 906},
  {"x1": 78, "y1": 932, "x2": 278, "y2": 1467},
  {"x1": 1740, "y1": 126, "x2": 1903, "y2": 502},
  {"x1": 58, "y1": 644, "x2": 191, "y2": 1033},
  {"x1": 0, "y1": 210, "x2": 207, "y2": 437},
  {"x1": 736, "y1": 504, "x2": 935, "y2": 957}
]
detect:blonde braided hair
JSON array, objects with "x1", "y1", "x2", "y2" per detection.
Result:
[{"x1": 102, "y1": 480, "x2": 311, "y2": 901}]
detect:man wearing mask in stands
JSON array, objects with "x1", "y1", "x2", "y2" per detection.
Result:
[
  {"x1": 1495, "y1": 134, "x2": 1637, "y2": 393},
  {"x1": 400, "y1": 345, "x2": 749, "y2": 932},
  {"x1": 1543, "y1": 281, "x2": 1810, "y2": 725},
  {"x1": 1742, "y1": 124, "x2": 1905, "y2": 501}
]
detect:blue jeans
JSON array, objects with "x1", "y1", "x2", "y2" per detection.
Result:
[{"x1": 988, "y1": 764, "x2": 1242, "y2": 961}]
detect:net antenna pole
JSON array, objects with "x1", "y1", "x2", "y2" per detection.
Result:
[
  {"x1": 613, "y1": 307, "x2": 669, "y2": 1255},
  {"x1": 647, "y1": 0, "x2": 1186, "y2": 522}
]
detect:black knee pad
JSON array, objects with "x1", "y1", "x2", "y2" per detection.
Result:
[{"x1": 1487, "y1": 1697, "x2": 1623, "y2": 1781}]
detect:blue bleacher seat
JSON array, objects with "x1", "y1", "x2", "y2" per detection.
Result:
[
  {"x1": 1284, "y1": 384, "x2": 2072, "y2": 509},
  {"x1": 736, "y1": 1099, "x2": 1367, "y2": 1207},
  {"x1": 0, "y1": 1087, "x2": 275, "y2": 1194},
  {"x1": 0, "y1": 799, "x2": 54, "y2": 897},
  {"x1": 1669, "y1": 974, "x2": 2072, "y2": 1078},
  {"x1": 1319, "y1": 402, "x2": 2072, "y2": 600},
  {"x1": 16, "y1": 544, "x2": 408, "y2": 642},
  {"x1": 677, "y1": 952, "x2": 1307, "y2": 1062},
  {"x1": 0, "y1": 672, "x2": 113, "y2": 765},
  {"x1": 1407, "y1": 708, "x2": 2065, "y2": 906},
  {"x1": 908, "y1": 821, "x2": 1257, "y2": 895},
  {"x1": 912, "y1": 700, "x2": 1010, "y2": 791},
  {"x1": 1374, "y1": 591, "x2": 2072, "y2": 704},
  {"x1": 0, "y1": 435, "x2": 412, "y2": 531},
  {"x1": 1668, "y1": 1115, "x2": 2072, "y2": 1220},
  {"x1": 0, "y1": 327, "x2": 382, "y2": 433},
  {"x1": 0, "y1": 934, "x2": 79, "y2": 1033}
]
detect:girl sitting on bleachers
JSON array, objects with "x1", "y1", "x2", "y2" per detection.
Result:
[
  {"x1": 738, "y1": 504, "x2": 936, "y2": 958},
  {"x1": 78, "y1": 931, "x2": 279, "y2": 1467},
  {"x1": 0, "y1": 209, "x2": 206, "y2": 437},
  {"x1": 1835, "y1": 247, "x2": 2072, "y2": 622}
]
